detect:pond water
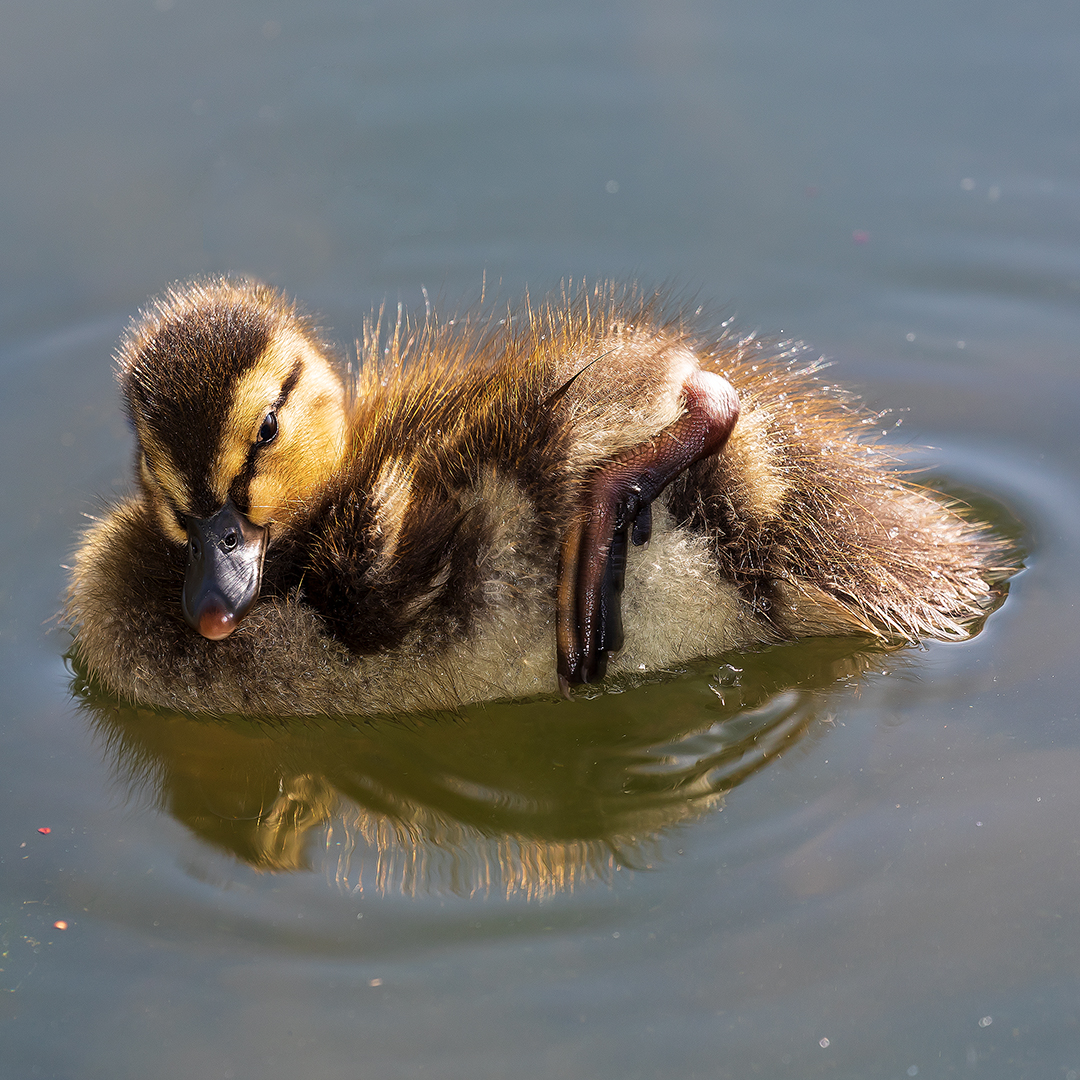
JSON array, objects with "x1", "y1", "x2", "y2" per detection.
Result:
[{"x1": 3, "y1": 0, "x2": 1080, "y2": 1077}]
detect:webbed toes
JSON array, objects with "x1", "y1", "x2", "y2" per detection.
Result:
[{"x1": 555, "y1": 369, "x2": 740, "y2": 691}]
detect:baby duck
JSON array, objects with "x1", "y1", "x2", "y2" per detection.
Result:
[{"x1": 67, "y1": 279, "x2": 1012, "y2": 716}]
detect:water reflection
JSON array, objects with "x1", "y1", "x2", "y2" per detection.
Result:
[{"x1": 72, "y1": 637, "x2": 901, "y2": 899}]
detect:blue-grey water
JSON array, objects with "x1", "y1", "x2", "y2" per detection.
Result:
[{"x1": 3, "y1": 1, "x2": 1080, "y2": 1077}]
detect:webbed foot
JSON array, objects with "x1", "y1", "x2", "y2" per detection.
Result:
[{"x1": 556, "y1": 370, "x2": 740, "y2": 691}]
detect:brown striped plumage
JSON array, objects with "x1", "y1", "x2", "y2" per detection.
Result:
[{"x1": 66, "y1": 279, "x2": 1014, "y2": 716}]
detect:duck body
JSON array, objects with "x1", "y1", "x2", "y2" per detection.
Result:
[{"x1": 67, "y1": 280, "x2": 1011, "y2": 716}]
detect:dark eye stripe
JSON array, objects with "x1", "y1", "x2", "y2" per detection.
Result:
[
  {"x1": 230, "y1": 357, "x2": 305, "y2": 514},
  {"x1": 274, "y1": 358, "x2": 303, "y2": 411}
]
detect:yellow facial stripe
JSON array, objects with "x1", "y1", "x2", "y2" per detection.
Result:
[
  {"x1": 210, "y1": 331, "x2": 305, "y2": 502},
  {"x1": 152, "y1": 498, "x2": 188, "y2": 544},
  {"x1": 136, "y1": 449, "x2": 189, "y2": 543},
  {"x1": 133, "y1": 420, "x2": 188, "y2": 499},
  {"x1": 212, "y1": 330, "x2": 348, "y2": 527}
]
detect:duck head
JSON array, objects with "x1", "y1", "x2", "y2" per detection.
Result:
[{"x1": 117, "y1": 280, "x2": 348, "y2": 640}]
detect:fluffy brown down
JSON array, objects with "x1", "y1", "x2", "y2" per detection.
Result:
[{"x1": 66, "y1": 280, "x2": 1013, "y2": 716}]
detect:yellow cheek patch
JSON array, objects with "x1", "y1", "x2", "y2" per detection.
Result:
[
  {"x1": 215, "y1": 331, "x2": 348, "y2": 526},
  {"x1": 212, "y1": 332, "x2": 308, "y2": 503},
  {"x1": 138, "y1": 439, "x2": 192, "y2": 540},
  {"x1": 135, "y1": 422, "x2": 189, "y2": 501},
  {"x1": 152, "y1": 497, "x2": 188, "y2": 544}
]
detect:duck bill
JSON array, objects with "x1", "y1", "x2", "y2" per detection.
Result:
[{"x1": 181, "y1": 500, "x2": 268, "y2": 640}]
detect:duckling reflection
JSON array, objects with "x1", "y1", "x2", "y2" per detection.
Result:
[{"x1": 75, "y1": 637, "x2": 902, "y2": 898}]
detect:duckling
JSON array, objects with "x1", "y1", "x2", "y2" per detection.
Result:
[{"x1": 67, "y1": 278, "x2": 1012, "y2": 716}]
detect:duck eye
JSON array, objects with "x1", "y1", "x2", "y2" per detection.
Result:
[{"x1": 257, "y1": 411, "x2": 278, "y2": 445}]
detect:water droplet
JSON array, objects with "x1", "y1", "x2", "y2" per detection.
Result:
[{"x1": 715, "y1": 664, "x2": 742, "y2": 686}]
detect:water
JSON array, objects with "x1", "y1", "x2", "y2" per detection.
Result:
[{"x1": 3, "y1": 0, "x2": 1079, "y2": 1076}]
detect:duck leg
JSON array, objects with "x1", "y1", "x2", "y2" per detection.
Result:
[{"x1": 556, "y1": 369, "x2": 739, "y2": 691}]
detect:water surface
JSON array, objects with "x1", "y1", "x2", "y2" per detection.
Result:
[{"x1": 2, "y1": 1, "x2": 1079, "y2": 1077}]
